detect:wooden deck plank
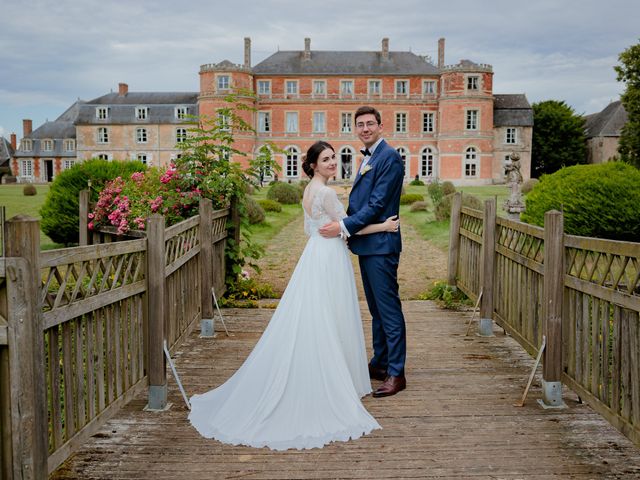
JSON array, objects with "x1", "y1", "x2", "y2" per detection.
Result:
[{"x1": 51, "y1": 301, "x2": 640, "y2": 479}]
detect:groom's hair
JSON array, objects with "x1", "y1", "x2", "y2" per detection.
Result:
[{"x1": 355, "y1": 106, "x2": 381, "y2": 124}]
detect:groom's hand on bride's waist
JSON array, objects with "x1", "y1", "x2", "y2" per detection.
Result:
[{"x1": 319, "y1": 221, "x2": 341, "y2": 238}]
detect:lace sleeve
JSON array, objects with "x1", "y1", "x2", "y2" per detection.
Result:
[{"x1": 320, "y1": 187, "x2": 346, "y2": 222}]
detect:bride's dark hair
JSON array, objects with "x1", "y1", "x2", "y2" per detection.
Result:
[{"x1": 302, "y1": 141, "x2": 335, "y2": 178}]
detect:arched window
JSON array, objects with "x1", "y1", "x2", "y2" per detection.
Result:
[
  {"x1": 255, "y1": 145, "x2": 273, "y2": 183},
  {"x1": 464, "y1": 147, "x2": 478, "y2": 178},
  {"x1": 340, "y1": 146, "x2": 354, "y2": 179},
  {"x1": 285, "y1": 146, "x2": 300, "y2": 178},
  {"x1": 420, "y1": 147, "x2": 435, "y2": 178},
  {"x1": 396, "y1": 147, "x2": 407, "y2": 176}
]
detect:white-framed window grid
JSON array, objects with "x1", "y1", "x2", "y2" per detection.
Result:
[
  {"x1": 464, "y1": 147, "x2": 478, "y2": 177},
  {"x1": 339, "y1": 146, "x2": 355, "y2": 179},
  {"x1": 396, "y1": 147, "x2": 408, "y2": 176},
  {"x1": 175, "y1": 106, "x2": 188, "y2": 119},
  {"x1": 217, "y1": 75, "x2": 230, "y2": 91},
  {"x1": 341, "y1": 112, "x2": 353, "y2": 133},
  {"x1": 42, "y1": 139, "x2": 53, "y2": 151},
  {"x1": 423, "y1": 80, "x2": 436, "y2": 96},
  {"x1": 285, "y1": 80, "x2": 298, "y2": 97},
  {"x1": 20, "y1": 159, "x2": 33, "y2": 178},
  {"x1": 21, "y1": 139, "x2": 33, "y2": 151},
  {"x1": 135, "y1": 107, "x2": 149, "y2": 121},
  {"x1": 96, "y1": 107, "x2": 109, "y2": 120},
  {"x1": 218, "y1": 113, "x2": 231, "y2": 132},
  {"x1": 421, "y1": 147, "x2": 435, "y2": 177},
  {"x1": 63, "y1": 159, "x2": 76, "y2": 170},
  {"x1": 422, "y1": 112, "x2": 435, "y2": 133},
  {"x1": 97, "y1": 127, "x2": 109, "y2": 144},
  {"x1": 285, "y1": 146, "x2": 299, "y2": 177},
  {"x1": 340, "y1": 80, "x2": 354, "y2": 98},
  {"x1": 467, "y1": 75, "x2": 480, "y2": 91},
  {"x1": 176, "y1": 128, "x2": 187, "y2": 143},
  {"x1": 368, "y1": 79, "x2": 381, "y2": 96},
  {"x1": 136, "y1": 128, "x2": 148, "y2": 143},
  {"x1": 64, "y1": 139, "x2": 75, "y2": 151},
  {"x1": 285, "y1": 112, "x2": 298, "y2": 133},
  {"x1": 97, "y1": 153, "x2": 110, "y2": 160},
  {"x1": 395, "y1": 112, "x2": 407, "y2": 133},
  {"x1": 258, "y1": 112, "x2": 271, "y2": 133},
  {"x1": 257, "y1": 80, "x2": 271, "y2": 95},
  {"x1": 136, "y1": 153, "x2": 152, "y2": 166},
  {"x1": 466, "y1": 109, "x2": 479, "y2": 130},
  {"x1": 312, "y1": 80, "x2": 326, "y2": 98},
  {"x1": 505, "y1": 127, "x2": 517, "y2": 144},
  {"x1": 313, "y1": 111, "x2": 326, "y2": 133},
  {"x1": 395, "y1": 79, "x2": 409, "y2": 97}
]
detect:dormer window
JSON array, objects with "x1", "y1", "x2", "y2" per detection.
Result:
[
  {"x1": 467, "y1": 76, "x2": 479, "y2": 91},
  {"x1": 96, "y1": 107, "x2": 109, "y2": 120},
  {"x1": 136, "y1": 107, "x2": 149, "y2": 121},
  {"x1": 175, "y1": 106, "x2": 188, "y2": 119},
  {"x1": 21, "y1": 139, "x2": 33, "y2": 151},
  {"x1": 42, "y1": 139, "x2": 53, "y2": 151},
  {"x1": 64, "y1": 139, "x2": 75, "y2": 151}
]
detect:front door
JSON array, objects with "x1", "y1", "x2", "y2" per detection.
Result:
[{"x1": 44, "y1": 159, "x2": 54, "y2": 182}]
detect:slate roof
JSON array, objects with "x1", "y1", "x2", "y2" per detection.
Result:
[
  {"x1": 14, "y1": 120, "x2": 77, "y2": 158},
  {"x1": 76, "y1": 92, "x2": 199, "y2": 125},
  {"x1": 493, "y1": 94, "x2": 533, "y2": 127},
  {"x1": 0, "y1": 137, "x2": 14, "y2": 165},
  {"x1": 253, "y1": 51, "x2": 439, "y2": 75},
  {"x1": 584, "y1": 101, "x2": 627, "y2": 138}
]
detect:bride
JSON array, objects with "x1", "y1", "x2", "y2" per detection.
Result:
[{"x1": 188, "y1": 141, "x2": 399, "y2": 450}]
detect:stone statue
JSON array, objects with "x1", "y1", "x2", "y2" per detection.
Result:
[{"x1": 503, "y1": 152, "x2": 525, "y2": 219}]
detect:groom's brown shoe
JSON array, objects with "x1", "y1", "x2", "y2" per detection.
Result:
[
  {"x1": 368, "y1": 364, "x2": 387, "y2": 381},
  {"x1": 372, "y1": 375, "x2": 406, "y2": 397}
]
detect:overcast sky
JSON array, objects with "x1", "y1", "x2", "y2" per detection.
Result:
[{"x1": 1, "y1": 0, "x2": 638, "y2": 139}]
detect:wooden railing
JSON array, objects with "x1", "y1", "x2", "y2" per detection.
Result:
[
  {"x1": 448, "y1": 192, "x2": 640, "y2": 447},
  {"x1": 0, "y1": 199, "x2": 232, "y2": 478}
]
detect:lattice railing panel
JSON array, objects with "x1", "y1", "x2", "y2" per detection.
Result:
[
  {"x1": 566, "y1": 248, "x2": 640, "y2": 297},
  {"x1": 460, "y1": 210, "x2": 483, "y2": 239},
  {"x1": 496, "y1": 223, "x2": 544, "y2": 265},
  {"x1": 165, "y1": 224, "x2": 200, "y2": 267}
]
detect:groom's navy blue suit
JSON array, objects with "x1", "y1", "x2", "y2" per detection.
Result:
[{"x1": 343, "y1": 139, "x2": 406, "y2": 377}]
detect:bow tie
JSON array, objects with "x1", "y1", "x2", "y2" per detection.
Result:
[{"x1": 360, "y1": 148, "x2": 372, "y2": 157}]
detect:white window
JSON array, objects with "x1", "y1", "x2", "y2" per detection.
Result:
[
  {"x1": 175, "y1": 106, "x2": 188, "y2": 119},
  {"x1": 422, "y1": 112, "x2": 434, "y2": 133},
  {"x1": 395, "y1": 80, "x2": 409, "y2": 96},
  {"x1": 96, "y1": 107, "x2": 109, "y2": 120},
  {"x1": 465, "y1": 147, "x2": 478, "y2": 177},
  {"x1": 286, "y1": 80, "x2": 298, "y2": 96},
  {"x1": 467, "y1": 76, "x2": 479, "y2": 91},
  {"x1": 97, "y1": 154, "x2": 109, "y2": 160},
  {"x1": 42, "y1": 139, "x2": 53, "y2": 151},
  {"x1": 64, "y1": 139, "x2": 75, "y2": 151},
  {"x1": 285, "y1": 112, "x2": 298, "y2": 133},
  {"x1": 466, "y1": 110, "x2": 478, "y2": 130},
  {"x1": 21, "y1": 139, "x2": 33, "y2": 151},
  {"x1": 217, "y1": 75, "x2": 230, "y2": 91},
  {"x1": 135, "y1": 107, "x2": 148, "y2": 120},
  {"x1": 97, "y1": 127, "x2": 109, "y2": 143},
  {"x1": 136, "y1": 128, "x2": 148, "y2": 143},
  {"x1": 218, "y1": 113, "x2": 230, "y2": 131},
  {"x1": 506, "y1": 127, "x2": 517, "y2": 144},
  {"x1": 285, "y1": 147, "x2": 299, "y2": 177},
  {"x1": 20, "y1": 160, "x2": 33, "y2": 177},
  {"x1": 137, "y1": 153, "x2": 148, "y2": 165},
  {"x1": 340, "y1": 80, "x2": 354, "y2": 97},
  {"x1": 63, "y1": 160, "x2": 76, "y2": 170},
  {"x1": 176, "y1": 128, "x2": 187, "y2": 143},
  {"x1": 395, "y1": 113, "x2": 407, "y2": 133},
  {"x1": 396, "y1": 147, "x2": 407, "y2": 175},
  {"x1": 257, "y1": 80, "x2": 271, "y2": 95},
  {"x1": 258, "y1": 112, "x2": 271, "y2": 133},
  {"x1": 313, "y1": 80, "x2": 326, "y2": 97},
  {"x1": 369, "y1": 80, "x2": 381, "y2": 95},
  {"x1": 313, "y1": 112, "x2": 326, "y2": 133},
  {"x1": 423, "y1": 80, "x2": 436, "y2": 95},
  {"x1": 421, "y1": 147, "x2": 434, "y2": 177},
  {"x1": 341, "y1": 113, "x2": 352, "y2": 133}
]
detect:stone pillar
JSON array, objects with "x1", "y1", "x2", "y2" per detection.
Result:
[
  {"x1": 438, "y1": 38, "x2": 445, "y2": 68},
  {"x1": 244, "y1": 37, "x2": 251, "y2": 68}
]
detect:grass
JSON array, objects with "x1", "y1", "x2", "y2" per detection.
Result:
[
  {"x1": 0, "y1": 184, "x2": 60, "y2": 248},
  {"x1": 246, "y1": 185, "x2": 304, "y2": 248}
]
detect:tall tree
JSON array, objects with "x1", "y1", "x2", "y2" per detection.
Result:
[
  {"x1": 614, "y1": 40, "x2": 640, "y2": 168},
  {"x1": 530, "y1": 100, "x2": 586, "y2": 178}
]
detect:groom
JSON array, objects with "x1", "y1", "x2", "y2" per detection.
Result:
[{"x1": 319, "y1": 106, "x2": 406, "y2": 397}]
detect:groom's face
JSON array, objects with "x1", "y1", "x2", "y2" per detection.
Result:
[{"x1": 355, "y1": 113, "x2": 382, "y2": 148}]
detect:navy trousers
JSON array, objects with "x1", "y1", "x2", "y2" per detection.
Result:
[{"x1": 358, "y1": 253, "x2": 406, "y2": 377}]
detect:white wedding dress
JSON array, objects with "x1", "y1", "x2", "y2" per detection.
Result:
[{"x1": 188, "y1": 184, "x2": 381, "y2": 450}]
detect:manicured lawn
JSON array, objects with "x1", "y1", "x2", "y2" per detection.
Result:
[
  {"x1": 247, "y1": 185, "x2": 304, "y2": 248},
  {"x1": 0, "y1": 184, "x2": 59, "y2": 247}
]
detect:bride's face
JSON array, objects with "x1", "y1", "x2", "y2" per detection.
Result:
[{"x1": 313, "y1": 148, "x2": 337, "y2": 180}]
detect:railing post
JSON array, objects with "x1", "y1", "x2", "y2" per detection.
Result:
[
  {"x1": 479, "y1": 198, "x2": 496, "y2": 336},
  {"x1": 199, "y1": 199, "x2": 215, "y2": 337},
  {"x1": 79, "y1": 189, "x2": 89, "y2": 246},
  {"x1": 230, "y1": 196, "x2": 241, "y2": 246},
  {"x1": 145, "y1": 214, "x2": 168, "y2": 410},
  {"x1": 3, "y1": 215, "x2": 48, "y2": 479},
  {"x1": 541, "y1": 210, "x2": 566, "y2": 408},
  {"x1": 447, "y1": 192, "x2": 462, "y2": 286}
]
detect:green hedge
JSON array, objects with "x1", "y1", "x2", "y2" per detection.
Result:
[
  {"x1": 521, "y1": 162, "x2": 640, "y2": 241},
  {"x1": 266, "y1": 182, "x2": 301, "y2": 204},
  {"x1": 400, "y1": 193, "x2": 424, "y2": 205},
  {"x1": 434, "y1": 193, "x2": 483, "y2": 221},
  {"x1": 258, "y1": 199, "x2": 283, "y2": 212},
  {"x1": 246, "y1": 196, "x2": 266, "y2": 224}
]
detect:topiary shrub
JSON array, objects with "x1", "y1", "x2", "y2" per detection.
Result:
[
  {"x1": 410, "y1": 176, "x2": 425, "y2": 186},
  {"x1": 267, "y1": 182, "x2": 301, "y2": 204},
  {"x1": 521, "y1": 162, "x2": 640, "y2": 241},
  {"x1": 410, "y1": 200, "x2": 428, "y2": 212},
  {"x1": 40, "y1": 158, "x2": 146, "y2": 245},
  {"x1": 521, "y1": 178, "x2": 539, "y2": 194},
  {"x1": 23, "y1": 184, "x2": 37, "y2": 196},
  {"x1": 400, "y1": 193, "x2": 424, "y2": 205},
  {"x1": 442, "y1": 181, "x2": 456, "y2": 195},
  {"x1": 434, "y1": 193, "x2": 483, "y2": 221},
  {"x1": 427, "y1": 180, "x2": 444, "y2": 206},
  {"x1": 258, "y1": 199, "x2": 282, "y2": 212},
  {"x1": 246, "y1": 196, "x2": 265, "y2": 224}
]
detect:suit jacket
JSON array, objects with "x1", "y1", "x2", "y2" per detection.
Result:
[{"x1": 343, "y1": 139, "x2": 404, "y2": 256}]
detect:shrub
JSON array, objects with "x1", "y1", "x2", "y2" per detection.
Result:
[
  {"x1": 267, "y1": 182, "x2": 301, "y2": 204},
  {"x1": 400, "y1": 193, "x2": 424, "y2": 205},
  {"x1": 521, "y1": 162, "x2": 640, "y2": 241},
  {"x1": 40, "y1": 159, "x2": 146, "y2": 245},
  {"x1": 298, "y1": 179, "x2": 310, "y2": 194},
  {"x1": 521, "y1": 178, "x2": 539, "y2": 194},
  {"x1": 410, "y1": 200, "x2": 428, "y2": 212},
  {"x1": 258, "y1": 199, "x2": 282, "y2": 212},
  {"x1": 246, "y1": 196, "x2": 265, "y2": 224},
  {"x1": 427, "y1": 180, "x2": 444, "y2": 206},
  {"x1": 442, "y1": 181, "x2": 456, "y2": 195},
  {"x1": 418, "y1": 281, "x2": 471, "y2": 309},
  {"x1": 434, "y1": 193, "x2": 483, "y2": 221},
  {"x1": 410, "y1": 176, "x2": 425, "y2": 186},
  {"x1": 23, "y1": 184, "x2": 37, "y2": 196}
]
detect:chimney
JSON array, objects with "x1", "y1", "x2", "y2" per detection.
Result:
[
  {"x1": 381, "y1": 38, "x2": 389, "y2": 60},
  {"x1": 438, "y1": 38, "x2": 445, "y2": 68},
  {"x1": 244, "y1": 37, "x2": 251, "y2": 68},
  {"x1": 10, "y1": 133, "x2": 16, "y2": 150},
  {"x1": 304, "y1": 38, "x2": 311, "y2": 60},
  {"x1": 23, "y1": 119, "x2": 32, "y2": 137},
  {"x1": 118, "y1": 82, "x2": 128, "y2": 96}
]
